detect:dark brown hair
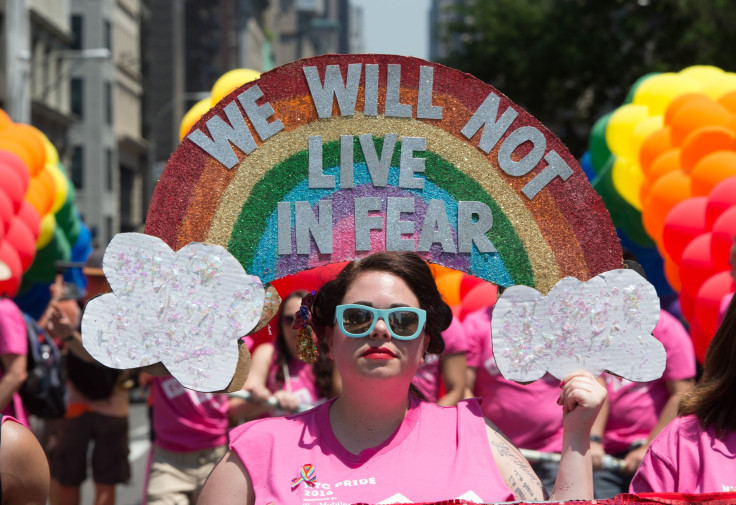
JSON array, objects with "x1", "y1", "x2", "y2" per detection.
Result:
[
  {"x1": 678, "y1": 293, "x2": 736, "y2": 436},
  {"x1": 310, "y1": 252, "x2": 452, "y2": 355},
  {"x1": 274, "y1": 290, "x2": 335, "y2": 399}
]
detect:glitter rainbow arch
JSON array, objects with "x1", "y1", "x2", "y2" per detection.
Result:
[{"x1": 146, "y1": 54, "x2": 621, "y2": 293}]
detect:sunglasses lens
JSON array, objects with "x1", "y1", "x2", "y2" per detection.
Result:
[
  {"x1": 388, "y1": 310, "x2": 420, "y2": 337},
  {"x1": 342, "y1": 307, "x2": 374, "y2": 335}
]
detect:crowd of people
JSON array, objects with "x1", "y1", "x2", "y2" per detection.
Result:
[{"x1": 1, "y1": 242, "x2": 735, "y2": 504}]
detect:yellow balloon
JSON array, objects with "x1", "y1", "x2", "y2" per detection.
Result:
[
  {"x1": 606, "y1": 104, "x2": 650, "y2": 160},
  {"x1": 612, "y1": 156, "x2": 644, "y2": 211},
  {"x1": 702, "y1": 72, "x2": 736, "y2": 101},
  {"x1": 48, "y1": 163, "x2": 69, "y2": 214},
  {"x1": 179, "y1": 97, "x2": 212, "y2": 141},
  {"x1": 679, "y1": 65, "x2": 724, "y2": 85},
  {"x1": 633, "y1": 73, "x2": 702, "y2": 116},
  {"x1": 36, "y1": 213, "x2": 56, "y2": 250},
  {"x1": 631, "y1": 115, "x2": 664, "y2": 162},
  {"x1": 210, "y1": 68, "x2": 261, "y2": 106},
  {"x1": 40, "y1": 134, "x2": 59, "y2": 166}
]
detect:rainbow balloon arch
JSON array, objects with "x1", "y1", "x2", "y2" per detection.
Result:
[
  {"x1": 0, "y1": 109, "x2": 91, "y2": 317},
  {"x1": 585, "y1": 65, "x2": 736, "y2": 362}
]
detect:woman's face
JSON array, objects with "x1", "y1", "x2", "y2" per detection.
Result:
[
  {"x1": 281, "y1": 295, "x2": 303, "y2": 357},
  {"x1": 326, "y1": 271, "x2": 429, "y2": 383}
]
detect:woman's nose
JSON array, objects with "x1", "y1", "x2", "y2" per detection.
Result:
[{"x1": 371, "y1": 317, "x2": 392, "y2": 339}]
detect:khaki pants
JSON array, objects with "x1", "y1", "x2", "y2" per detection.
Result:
[{"x1": 146, "y1": 444, "x2": 227, "y2": 505}]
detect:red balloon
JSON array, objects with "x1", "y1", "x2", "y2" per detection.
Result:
[
  {"x1": 705, "y1": 176, "x2": 736, "y2": 229},
  {"x1": 0, "y1": 240, "x2": 22, "y2": 296},
  {"x1": 679, "y1": 288, "x2": 696, "y2": 326},
  {"x1": 0, "y1": 163, "x2": 25, "y2": 212},
  {"x1": 662, "y1": 197, "x2": 707, "y2": 264},
  {"x1": 6, "y1": 217, "x2": 36, "y2": 271},
  {"x1": 459, "y1": 274, "x2": 484, "y2": 299},
  {"x1": 694, "y1": 271, "x2": 735, "y2": 342},
  {"x1": 16, "y1": 200, "x2": 40, "y2": 239},
  {"x1": 689, "y1": 319, "x2": 711, "y2": 365},
  {"x1": 0, "y1": 151, "x2": 30, "y2": 189},
  {"x1": 0, "y1": 189, "x2": 13, "y2": 236},
  {"x1": 270, "y1": 262, "x2": 347, "y2": 298},
  {"x1": 679, "y1": 233, "x2": 719, "y2": 296},
  {"x1": 711, "y1": 206, "x2": 736, "y2": 271},
  {"x1": 458, "y1": 282, "x2": 498, "y2": 321}
]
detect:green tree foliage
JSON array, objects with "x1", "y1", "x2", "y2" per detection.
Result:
[{"x1": 437, "y1": 0, "x2": 736, "y2": 156}]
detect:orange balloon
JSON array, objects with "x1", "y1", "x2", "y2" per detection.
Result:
[
  {"x1": 37, "y1": 168, "x2": 57, "y2": 205},
  {"x1": 717, "y1": 90, "x2": 736, "y2": 114},
  {"x1": 639, "y1": 127, "x2": 672, "y2": 175},
  {"x1": 662, "y1": 252, "x2": 682, "y2": 292},
  {"x1": 0, "y1": 109, "x2": 12, "y2": 130},
  {"x1": 25, "y1": 177, "x2": 52, "y2": 216},
  {"x1": 435, "y1": 270, "x2": 465, "y2": 306},
  {"x1": 0, "y1": 138, "x2": 33, "y2": 171},
  {"x1": 664, "y1": 93, "x2": 712, "y2": 126},
  {"x1": 680, "y1": 126, "x2": 735, "y2": 172},
  {"x1": 642, "y1": 169, "x2": 691, "y2": 243},
  {"x1": 0, "y1": 124, "x2": 45, "y2": 175},
  {"x1": 690, "y1": 150, "x2": 736, "y2": 197},
  {"x1": 645, "y1": 148, "x2": 681, "y2": 182},
  {"x1": 670, "y1": 98, "x2": 731, "y2": 146}
]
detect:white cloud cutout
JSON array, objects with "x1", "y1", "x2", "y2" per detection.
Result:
[
  {"x1": 81, "y1": 233, "x2": 264, "y2": 392},
  {"x1": 491, "y1": 269, "x2": 665, "y2": 382}
]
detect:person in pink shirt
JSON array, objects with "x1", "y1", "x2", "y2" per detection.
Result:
[
  {"x1": 199, "y1": 252, "x2": 606, "y2": 505},
  {"x1": 463, "y1": 303, "x2": 564, "y2": 492},
  {"x1": 630, "y1": 294, "x2": 736, "y2": 493},
  {"x1": 412, "y1": 315, "x2": 467, "y2": 405},
  {"x1": 0, "y1": 298, "x2": 28, "y2": 428},
  {"x1": 245, "y1": 290, "x2": 336, "y2": 416},
  {"x1": 590, "y1": 309, "x2": 696, "y2": 498}
]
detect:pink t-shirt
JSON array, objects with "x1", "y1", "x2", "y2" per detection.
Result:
[
  {"x1": 230, "y1": 398, "x2": 515, "y2": 504},
  {"x1": 412, "y1": 316, "x2": 468, "y2": 402},
  {"x1": 630, "y1": 414, "x2": 736, "y2": 493},
  {"x1": 267, "y1": 357, "x2": 321, "y2": 411},
  {"x1": 152, "y1": 376, "x2": 229, "y2": 452},
  {"x1": 0, "y1": 299, "x2": 28, "y2": 427},
  {"x1": 463, "y1": 306, "x2": 564, "y2": 453},
  {"x1": 602, "y1": 310, "x2": 696, "y2": 454}
]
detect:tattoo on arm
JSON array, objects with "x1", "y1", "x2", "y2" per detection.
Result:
[{"x1": 490, "y1": 435, "x2": 546, "y2": 501}]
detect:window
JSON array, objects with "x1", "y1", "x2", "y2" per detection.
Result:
[
  {"x1": 105, "y1": 216, "x2": 114, "y2": 243},
  {"x1": 71, "y1": 78, "x2": 83, "y2": 117},
  {"x1": 105, "y1": 82, "x2": 113, "y2": 125},
  {"x1": 104, "y1": 20, "x2": 112, "y2": 51},
  {"x1": 106, "y1": 149, "x2": 114, "y2": 192},
  {"x1": 71, "y1": 15, "x2": 83, "y2": 50},
  {"x1": 71, "y1": 146, "x2": 84, "y2": 188}
]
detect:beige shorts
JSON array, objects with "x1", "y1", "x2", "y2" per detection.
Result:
[{"x1": 146, "y1": 444, "x2": 227, "y2": 505}]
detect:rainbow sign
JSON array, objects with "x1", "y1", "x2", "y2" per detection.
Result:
[{"x1": 146, "y1": 54, "x2": 621, "y2": 293}]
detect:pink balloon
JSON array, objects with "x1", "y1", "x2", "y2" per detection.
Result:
[
  {"x1": 6, "y1": 217, "x2": 36, "y2": 271},
  {"x1": 16, "y1": 200, "x2": 40, "y2": 239},
  {"x1": 662, "y1": 197, "x2": 707, "y2": 264},
  {"x1": 711, "y1": 206, "x2": 736, "y2": 271},
  {"x1": 694, "y1": 271, "x2": 735, "y2": 345},
  {"x1": 0, "y1": 151, "x2": 30, "y2": 190},
  {"x1": 0, "y1": 163, "x2": 24, "y2": 213},
  {"x1": 680, "y1": 233, "x2": 718, "y2": 298},
  {"x1": 459, "y1": 282, "x2": 498, "y2": 321},
  {"x1": 0, "y1": 241, "x2": 22, "y2": 296},
  {"x1": 0, "y1": 190, "x2": 13, "y2": 236},
  {"x1": 705, "y1": 176, "x2": 736, "y2": 229}
]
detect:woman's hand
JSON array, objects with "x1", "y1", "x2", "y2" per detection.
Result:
[
  {"x1": 273, "y1": 390, "x2": 301, "y2": 412},
  {"x1": 558, "y1": 371, "x2": 607, "y2": 435}
]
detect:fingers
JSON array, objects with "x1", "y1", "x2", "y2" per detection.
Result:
[{"x1": 558, "y1": 371, "x2": 606, "y2": 414}]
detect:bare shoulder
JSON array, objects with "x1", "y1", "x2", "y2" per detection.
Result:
[
  {"x1": 483, "y1": 418, "x2": 547, "y2": 502},
  {"x1": 198, "y1": 450, "x2": 255, "y2": 505},
  {"x1": 1, "y1": 420, "x2": 50, "y2": 505}
]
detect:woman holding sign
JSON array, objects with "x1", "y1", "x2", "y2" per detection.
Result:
[{"x1": 199, "y1": 251, "x2": 606, "y2": 504}]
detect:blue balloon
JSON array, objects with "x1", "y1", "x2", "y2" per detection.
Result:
[
  {"x1": 579, "y1": 151, "x2": 596, "y2": 182},
  {"x1": 617, "y1": 229, "x2": 673, "y2": 297}
]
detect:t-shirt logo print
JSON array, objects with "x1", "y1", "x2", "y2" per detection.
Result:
[{"x1": 291, "y1": 463, "x2": 317, "y2": 490}]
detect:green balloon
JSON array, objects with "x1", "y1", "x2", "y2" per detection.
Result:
[
  {"x1": 589, "y1": 113, "x2": 613, "y2": 173},
  {"x1": 23, "y1": 227, "x2": 72, "y2": 283}
]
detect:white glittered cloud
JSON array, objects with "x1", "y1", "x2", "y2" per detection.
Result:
[
  {"x1": 491, "y1": 269, "x2": 665, "y2": 383},
  {"x1": 81, "y1": 233, "x2": 264, "y2": 392}
]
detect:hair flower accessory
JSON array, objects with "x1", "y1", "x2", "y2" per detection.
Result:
[{"x1": 293, "y1": 290, "x2": 319, "y2": 363}]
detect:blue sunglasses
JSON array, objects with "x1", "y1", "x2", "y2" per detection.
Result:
[{"x1": 335, "y1": 304, "x2": 427, "y2": 340}]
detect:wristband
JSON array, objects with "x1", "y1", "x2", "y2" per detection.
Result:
[{"x1": 590, "y1": 435, "x2": 603, "y2": 444}]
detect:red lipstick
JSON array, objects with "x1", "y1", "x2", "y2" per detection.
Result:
[{"x1": 362, "y1": 347, "x2": 396, "y2": 359}]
